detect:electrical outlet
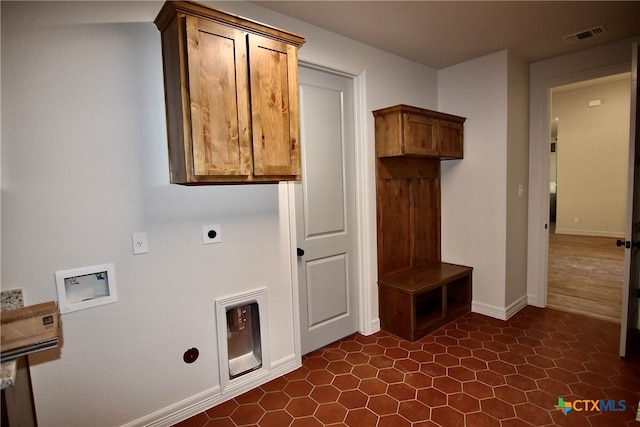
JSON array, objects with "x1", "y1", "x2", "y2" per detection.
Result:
[
  {"x1": 132, "y1": 232, "x2": 149, "y2": 255},
  {"x1": 574, "y1": 217, "x2": 580, "y2": 224},
  {"x1": 202, "y1": 224, "x2": 222, "y2": 244}
]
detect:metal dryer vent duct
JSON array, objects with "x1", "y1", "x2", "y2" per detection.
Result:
[{"x1": 563, "y1": 25, "x2": 607, "y2": 43}]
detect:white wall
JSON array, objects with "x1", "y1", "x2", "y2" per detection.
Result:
[
  {"x1": 2, "y1": 4, "x2": 294, "y2": 425},
  {"x1": 505, "y1": 52, "x2": 530, "y2": 309},
  {"x1": 438, "y1": 50, "x2": 530, "y2": 318},
  {"x1": 552, "y1": 78, "x2": 630, "y2": 237},
  {"x1": 438, "y1": 51, "x2": 510, "y2": 315},
  {"x1": 1, "y1": 1, "x2": 439, "y2": 425}
]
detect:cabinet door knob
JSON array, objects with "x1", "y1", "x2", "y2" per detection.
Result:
[{"x1": 297, "y1": 248, "x2": 305, "y2": 257}]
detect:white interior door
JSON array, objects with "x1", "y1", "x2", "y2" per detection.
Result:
[
  {"x1": 296, "y1": 66, "x2": 358, "y2": 355},
  {"x1": 620, "y1": 42, "x2": 640, "y2": 357}
]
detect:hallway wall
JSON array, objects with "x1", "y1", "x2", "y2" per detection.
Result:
[{"x1": 552, "y1": 75, "x2": 630, "y2": 238}]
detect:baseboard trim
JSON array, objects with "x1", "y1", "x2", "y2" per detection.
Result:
[
  {"x1": 472, "y1": 295, "x2": 528, "y2": 321},
  {"x1": 121, "y1": 387, "x2": 222, "y2": 427},
  {"x1": 505, "y1": 295, "x2": 529, "y2": 320},
  {"x1": 527, "y1": 293, "x2": 544, "y2": 308},
  {"x1": 123, "y1": 355, "x2": 299, "y2": 427},
  {"x1": 554, "y1": 228, "x2": 625, "y2": 239},
  {"x1": 367, "y1": 318, "x2": 381, "y2": 335}
]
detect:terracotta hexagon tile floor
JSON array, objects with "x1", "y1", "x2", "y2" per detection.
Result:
[{"x1": 174, "y1": 307, "x2": 640, "y2": 426}]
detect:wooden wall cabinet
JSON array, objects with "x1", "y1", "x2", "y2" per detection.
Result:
[
  {"x1": 155, "y1": 1, "x2": 305, "y2": 184},
  {"x1": 374, "y1": 105, "x2": 472, "y2": 341},
  {"x1": 374, "y1": 104, "x2": 465, "y2": 160}
]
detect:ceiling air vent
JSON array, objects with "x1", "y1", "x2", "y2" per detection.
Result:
[{"x1": 563, "y1": 25, "x2": 607, "y2": 43}]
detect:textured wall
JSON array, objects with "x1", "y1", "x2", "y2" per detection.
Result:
[{"x1": 1, "y1": 1, "x2": 441, "y2": 425}]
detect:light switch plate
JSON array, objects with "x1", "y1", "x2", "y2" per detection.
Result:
[{"x1": 202, "y1": 224, "x2": 222, "y2": 244}]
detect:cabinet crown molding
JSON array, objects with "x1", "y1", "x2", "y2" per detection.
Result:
[
  {"x1": 155, "y1": 1, "x2": 305, "y2": 47},
  {"x1": 372, "y1": 104, "x2": 465, "y2": 124}
]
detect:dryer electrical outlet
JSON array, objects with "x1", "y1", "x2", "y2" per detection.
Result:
[{"x1": 202, "y1": 224, "x2": 222, "y2": 244}]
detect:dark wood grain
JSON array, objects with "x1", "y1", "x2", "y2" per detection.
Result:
[
  {"x1": 374, "y1": 105, "x2": 471, "y2": 341},
  {"x1": 155, "y1": 1, "x2": 304, "y2": 184}
]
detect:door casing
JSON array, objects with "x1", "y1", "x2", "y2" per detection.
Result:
[
  {"x1": 620, "y1": 42, "x2": 640, "y2": 356},
  {"x1": 527, "y1": 48, "x2": 633, "y2": 313}
]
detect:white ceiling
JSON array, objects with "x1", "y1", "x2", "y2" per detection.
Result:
[{"x1": 253, "y1": 1, "x2": 640, "y2": 69}]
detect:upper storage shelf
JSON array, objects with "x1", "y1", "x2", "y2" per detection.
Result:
[
  {"x1": 155, "y1": 1, "x2": 305, "y2": 184},
  {"x1": 373, "y1": 104, "x2": 466, "y2": 160}
]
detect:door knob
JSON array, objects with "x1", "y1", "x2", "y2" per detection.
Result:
[{"x1": 297, "y1": 248, "x2": 305, "y2": 257}]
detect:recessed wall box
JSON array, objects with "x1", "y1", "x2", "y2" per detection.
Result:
[
  {"x1": 55, "y1": 263, "x2": 117, "y2": 314},
  {"x1": 216, "y1": 288, "x2": 269, "y2": 392}
]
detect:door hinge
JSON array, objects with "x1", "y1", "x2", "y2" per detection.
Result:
[
  {"x1": 617, "y1": 240, "x2": 640, "y2": 249},
  {"x1": 617, "y1": 239, "x2": 631, "y2": 248}
]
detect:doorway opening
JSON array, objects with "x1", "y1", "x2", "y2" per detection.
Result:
[{"x1": 546, "y1": 73, "x2": 630, "y2": 323}]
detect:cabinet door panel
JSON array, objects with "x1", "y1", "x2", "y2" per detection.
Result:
[
  {"x1": 403, "y1": 114, "x2": 438, "y2": 156},
  {"x1": 186, "y1": 17, "x2": 251, "y2": 176},
  {"x1": 248, "y1": 34, "x2": 301, "y2": 178},
  {"x1": 437, "y1": 120, "x2": 463, "y2": 159}
]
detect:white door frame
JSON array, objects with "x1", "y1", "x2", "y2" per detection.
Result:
[
  {"x1": 280, "y1": 54, "x2": 376, "y2": 362},
  {"x1": 527, "y1": 60, "x2": 631, "y2": 307}
]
